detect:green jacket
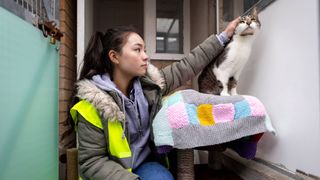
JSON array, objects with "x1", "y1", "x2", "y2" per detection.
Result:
[{"x1": 73, "y1": 35, "x2": 223, "y2": 180}]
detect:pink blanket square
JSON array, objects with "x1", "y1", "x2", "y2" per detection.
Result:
[
  {"x1": 244, "y1": 96, "x2": 266, "y2": 116},
  {"x1": 212, "y1": 103, "x2": 235, "y2": 123},
  {"x1": 167, "y1": 102, "x2": 189, "y2": 129}
]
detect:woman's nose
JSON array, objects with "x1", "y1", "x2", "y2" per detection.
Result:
[{"x1": 142, "y1": 52, "x2": 149, "y2": 61}]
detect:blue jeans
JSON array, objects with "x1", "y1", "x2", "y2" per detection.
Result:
[{"x1": 133, "y1": 162, "x2": 174, "y2": 180}]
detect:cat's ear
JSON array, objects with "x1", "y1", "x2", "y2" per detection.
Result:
[{"x1": 251, "y1": 7, "x2": 258, "y2": 17}]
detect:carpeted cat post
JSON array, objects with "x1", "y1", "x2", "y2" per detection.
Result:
[{"x1": 177, "y1": 149, "x2": 194, "y2": 180}]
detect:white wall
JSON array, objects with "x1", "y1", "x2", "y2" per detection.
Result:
[
  {"x1": 238, "y1": 0, "x2": 320, "y2": 175},
  {"x1": 77, "y1": 0, "x2": 94, "y2": 77},
  {"x1": 84, "y1": 0, "x2": 94, "y2": 50}
]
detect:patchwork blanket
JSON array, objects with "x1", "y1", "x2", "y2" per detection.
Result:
[{"x1": 152, "y1": 89, "x2": 275, "y2": 159}]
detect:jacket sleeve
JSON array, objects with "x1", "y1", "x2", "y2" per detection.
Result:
[
  {"x1": 160, "y1": 34, "x2": 224, "y2": 95},
  {"x1": 77, "y1": 115, "x2": 139, "y2": 180}
]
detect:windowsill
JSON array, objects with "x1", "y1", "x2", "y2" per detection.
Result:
[{"x1": 149, "y1": 53, "x2": 187, "y2": 61}]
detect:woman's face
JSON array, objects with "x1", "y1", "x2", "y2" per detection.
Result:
[{"x1": 115, "y1": 33, "x2": 149, "y2": 77}]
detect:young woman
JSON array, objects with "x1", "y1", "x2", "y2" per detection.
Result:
[{"x1": 70, "y1": 18, "x2": 240, "y2": 180}]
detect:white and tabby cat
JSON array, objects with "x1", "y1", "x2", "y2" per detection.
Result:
[{"x1": 198, "y1": 8, "x2": 261, "y2": 96}]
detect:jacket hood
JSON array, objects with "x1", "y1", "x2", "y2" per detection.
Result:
[{"x1": 75, "y1": 63, "x2": 165, "y2": 122}]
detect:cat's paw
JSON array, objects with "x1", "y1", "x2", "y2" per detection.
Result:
[
  {"x1": 230, "y1": 88, "x2": 238, "y2": 96},
  {"x1": 220, "y1": 92, "x2": 231, "y2": 96},
  {"x1": 231, "y1": 92, "x2": 238, "y2": 96}
]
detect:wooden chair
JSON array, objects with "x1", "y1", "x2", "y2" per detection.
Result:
[{"x1": 66, "y1": 148, "x2": 78, "y2": 180}]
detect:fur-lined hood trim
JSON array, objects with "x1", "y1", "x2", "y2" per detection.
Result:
[{"x1": 75, "y1": 63, "x2": 165, "y2": 122}]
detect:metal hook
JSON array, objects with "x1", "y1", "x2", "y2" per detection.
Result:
[
  {"x1": 42, "y1": 23, "x2": 48, "y2": 37},
  {"x1": 38, "y1": 20, "x2": 63, "y2": 44},
  {"x1": 55, "y1": 42, "x2": 60, "y2": 51}
]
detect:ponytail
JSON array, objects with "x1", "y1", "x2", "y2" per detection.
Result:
[
  {"x1": 79, "y1": 31, "x2": 112, "y2": 80},
  {"x1": 65, "y1": 32, "x2": 108, "y2": 132},
  {"x1": 79, "y1": 26, "x2": 140, "y2": 80}
]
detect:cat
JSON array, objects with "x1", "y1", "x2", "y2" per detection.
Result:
[{"x1": 198, "y1": 8, "x2": 261, "y2": 96}]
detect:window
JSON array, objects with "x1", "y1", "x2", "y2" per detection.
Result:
[
  {"x1": 216, "y1": 0, "x2": 275, "y2": 33},
  {"x1": 156, "y1": 0, "x2": 183, "y2": 54},
  {"x1": 144, "y1": 0, "x2": 190, "y2": 60}
]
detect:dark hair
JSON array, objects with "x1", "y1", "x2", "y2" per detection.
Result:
[{"x1": 79, "y1": 26, "x2": 140, "y2": 80}]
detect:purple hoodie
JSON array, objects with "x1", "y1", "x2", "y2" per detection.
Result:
[{"x1": 91, "y1": 74, "x2": 151, "y2": 169}]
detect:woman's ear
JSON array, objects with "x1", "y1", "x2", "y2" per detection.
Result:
[{"x1": 108, "y1": 50, "x2": 120, "y2": 64}]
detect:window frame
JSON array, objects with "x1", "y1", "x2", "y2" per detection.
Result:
[
  {"x1": 144, "y1": 0, "x2": 190, "y2": 61},
  {"x1": 216, "y1": 0, "x2": 275, "y2": 33}
]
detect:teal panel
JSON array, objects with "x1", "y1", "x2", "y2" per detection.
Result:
[{"x1": 0, "y1": 7, "x2": 58, "y2": 179}]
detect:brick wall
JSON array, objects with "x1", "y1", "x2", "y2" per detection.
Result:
[{"x1": 59, "y1": 0, "x2": 77, "y2": 179}]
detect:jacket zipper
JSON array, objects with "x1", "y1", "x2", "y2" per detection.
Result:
[{"x1": 134, "y1": 102, "x2": 143, "y2": 138}]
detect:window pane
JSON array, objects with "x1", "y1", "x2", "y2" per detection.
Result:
[
  {"x1": 219, "y1": 0, "x2": 259, "y2": 32},
  {"x1": 156, "y1": 0, "x2": 183, "y2": 54},
  {"x1": 244, "y1": 0, "x2": 260, "y2": 12}
]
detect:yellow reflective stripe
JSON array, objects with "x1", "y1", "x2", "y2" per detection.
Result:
[
  {"x1": 70, "y1": 100, "x2": 103, "y2": 129},
  {"x1": 70, "y1": 99, "x2": 133, "y2": 170},
  {"x1": 117, "y1": 152, "x2": 131, "y2": 157},
  {"x1": 108, "y1": 120, "x2": 131, "y2": 158},
  {"x1": 128, "y1": 168, "x2": 132, "y2": 172}
]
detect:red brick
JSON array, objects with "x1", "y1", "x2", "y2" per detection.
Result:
[
  {"x1": 60, "y1": 55, "x2": 76, "y2": 71},
  {"x1": 60, "y1": 44, "x2": 76, "y2": 60},
  {"x1": 59, "y1": 78, "x2": 76, "y2": 90},
  {"x1": 59, "y1": 66, "x2": 76, "y2": 81},
  {"x1": 59, "y1": 89, "x2": 74, "y2": 101}
]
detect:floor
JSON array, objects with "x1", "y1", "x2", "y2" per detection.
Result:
[
  {"x1": 194, "y1": 164, "x2": 243, "y2": 180},
  {"x1": 168, "y1": 150, "x2": 243, "y2": 180}
]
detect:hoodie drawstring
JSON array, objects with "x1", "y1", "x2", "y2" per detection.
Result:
[
  {"x1": 121, "y1": 96, "x2": 126, "y2": 139},
  {"x1": 134, "y1": 93, "x2": 143, "y2": 137}
]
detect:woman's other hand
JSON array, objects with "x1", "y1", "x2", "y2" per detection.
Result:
[{"x1": 223, "y1": 17, "x2": 241, "y2": 38}]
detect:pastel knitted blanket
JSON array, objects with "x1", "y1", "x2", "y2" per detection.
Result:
[{"x1": 152, "y1": 89, "x2": 275, "y2": 158}]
